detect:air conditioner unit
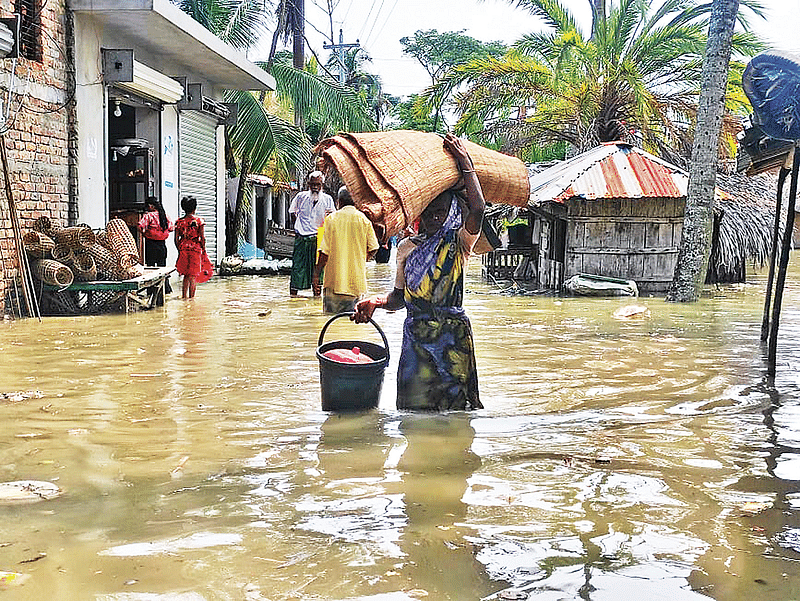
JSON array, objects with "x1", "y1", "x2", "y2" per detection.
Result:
[
  {"x1": 102, "y1": 49, "x2": 184, "y2": 104},
  {"x1": 178, "y1": 82, "x2": 232, "y2": 123},
  {"x1": 0, "y1": 16, "x2": 18, "y2": 58}
]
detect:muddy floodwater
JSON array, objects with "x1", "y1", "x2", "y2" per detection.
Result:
[{"x1": 1, "y1": 256, "x2": 799, "y2": 601}]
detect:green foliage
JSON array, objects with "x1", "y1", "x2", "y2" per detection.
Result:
[
  {"x1": 324, "y1": 47, "x2": 394, "y2": 128},
  {"x1": 400, "y1": 29, "x2": 507, "y2": 129},
  {"x1": 520, "y1": 141, "x2": 567, "y2": 163},
  {"x1": 224, "y1": 90, "x2": 312, "y2": 179},
  {"x1": 170, "y1": 0, "x2": 268, "y2": 49},
  {"x1": 387, "y1": 95, "x2": 443, "y2": 133},
  {"x1": 400, "y1": 29, "x2": 507, "y2": 82},
  {"x1": 423, "y1": 0, "x2": 765, "y2": 165},
  {"x1": 268, "y1": 57, "x2": 376, "y2": 144},
  {"x1": 175, "y1": 0, "x2": 378, "y2": 252}
]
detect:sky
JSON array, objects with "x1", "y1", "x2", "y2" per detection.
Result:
[{"x1": 260, "y1": 0, "x2": 800, "y2": 102}]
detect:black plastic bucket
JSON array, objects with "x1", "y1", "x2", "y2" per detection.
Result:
[{"x1": 316, "y1": 312, "x2": 390, "y2": 412}]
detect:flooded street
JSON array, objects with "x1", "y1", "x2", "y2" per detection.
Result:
[{"x1": 1, "y1": 256, "x2": 799, "y2": 601}]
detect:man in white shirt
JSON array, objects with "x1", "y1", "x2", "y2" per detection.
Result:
[{"x1": 289, "y1": 171, "x2": 336, "y2": 296}]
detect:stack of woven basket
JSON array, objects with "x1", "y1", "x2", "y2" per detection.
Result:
[{"x1": 23, "y1": 217, "x2": 145, "y2": 287}]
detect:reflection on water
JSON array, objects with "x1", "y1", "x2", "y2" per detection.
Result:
[{"x1": 0, "y1": 258, "x2": 798, "y2": 600}]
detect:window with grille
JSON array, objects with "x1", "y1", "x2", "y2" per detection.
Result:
[{"x1": 15, "y1": 0, "x2": 41, "y2": 62}]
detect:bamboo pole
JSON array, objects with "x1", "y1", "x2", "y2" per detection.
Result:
[
  {"x1": 0, "y1": 135, "x2": 40, "y2": 320},
  {"x1": 767, "y1": 143, "x2": 799, "y2": 379},
  {"x1": 0, "y1": 215, "x2": 22, "y2": 318},
  {"x1": 761, "y1": 162, "x2": 789, "y2": 340}
]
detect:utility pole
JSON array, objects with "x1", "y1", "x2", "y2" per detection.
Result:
[
  {"x1": 291, "y1": 0, "x2": 305, "y2": 186},
  {"x1": 324, "y1": 29, "x2": 359, "y2": 85},
  {"x1": 292, "y1": 0, "x2": 304, "y2": 72}
]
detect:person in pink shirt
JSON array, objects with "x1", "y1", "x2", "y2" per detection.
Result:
[
  {"x1": 138, "y1": 196, "x2": 174, "y2": 266},
  {"x1": 138, "y1": 196, "x2": 174, "y2": 294}
]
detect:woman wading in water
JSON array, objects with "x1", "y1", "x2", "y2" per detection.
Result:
[{"x1": 352, "y1": 134, "x2": 485, "y2": 411}]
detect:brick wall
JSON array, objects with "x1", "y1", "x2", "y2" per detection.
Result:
[{"x1": 0, "y1": 0, "x2": 70, "y2": 316}]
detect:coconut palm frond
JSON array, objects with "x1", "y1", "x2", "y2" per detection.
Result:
[
  {"x1": 225, "y1": 90, "x2": 312, "y2": 179},
  {"x1": 456, "y1": 0, "x2": 764, "y2": 162},
  {"x1": 267, "y1": 60, "x2": 376, "y2": 134},
  {"x1": 505, "y1": 0, "x2": 581, "y2": 34}
]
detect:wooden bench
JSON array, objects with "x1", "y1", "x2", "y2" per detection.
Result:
[
  {"x1": 482, "y1": 247, "x2": 534, "y2": 281},
  {"x1": 35, "y1": 267, "x2": 175, "y2": 315}
]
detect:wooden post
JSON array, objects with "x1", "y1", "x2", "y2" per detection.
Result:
[
  {"x1": 767, "y1": 143, "x2": 799, "y2": 378},
  {"x1": 761, "y1": 163, "x2": 789, "y2": 340}
]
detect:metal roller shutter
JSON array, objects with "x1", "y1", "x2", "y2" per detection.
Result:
[{"x1": 179, "y1": 112, "x2": 218, "y2": 263}]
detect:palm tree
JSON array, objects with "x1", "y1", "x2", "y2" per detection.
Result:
[
  {"x1": 173, "y1": 0, "x2": 376, "y2": 254},
  {"x1": 172, "y1": 0, "x2": 268, "y2": 49},
  {"x1": 667, "y1": 0, "x2": 742, "y2": 302},
  {"x1": 428, "y1": 0, "x2": 763, "y2": 165},
  {"x1": 324, "y1": 47, "x2": 393, "y2": 128}
]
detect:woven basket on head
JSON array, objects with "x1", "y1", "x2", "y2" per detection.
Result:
[
  {"x1": 105, "y1": 218, "x2": 140, "y2": 267},
  {"x1": 85, "y1": 243, "x2": 117, "y2": 275},
  {"x1": 72, "y1": 253, "x2": 97, "y2": 282},
  {"x1": 317, "y1": 130, "x2": 530, "y2": 239},
  {"x1": 33, "y1": 259, "x2": 74, "y2": 288},
  {"x1": 52, "y1": 226, "x2": 95, "y2": 251},
  {"x1": 51, "y1": 244, "x2": 75, "y2": 265},
  {"x1": 22, "y1": 231, "x2": 55, "y2": 258}
]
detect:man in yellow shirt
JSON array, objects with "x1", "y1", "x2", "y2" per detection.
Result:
[{"x1": 313, "y1": 186, "x2": 379, "y2": 314}]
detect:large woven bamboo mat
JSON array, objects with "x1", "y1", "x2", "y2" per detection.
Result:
[{"x1": 317, "y1": 131, "x2": 530, "y2": 238}]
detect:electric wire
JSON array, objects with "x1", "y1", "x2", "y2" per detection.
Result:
[
  {"x1": 371, "y1": 0, "x2": 400, "y2": 46},
  {"x1": 361, "y1": 0, "x2": 386, "y2": 48},
  {"x1": 356, "y1": 0, "x2": 377, "y2": 43}
]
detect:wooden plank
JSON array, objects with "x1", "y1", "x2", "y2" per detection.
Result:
[
  {"x1": 570, "y1": 216, "x2": 683, "y2": 224},
  {"x1": 659, "y1": 221, "x2": 675, "y2": 247},
  {"x1": 568, "y1": 220, "x2": 582, "y2": 250},
  {"x1": 599, "y1": 252, "x2": 622, "y2": 279},
  {"x1": 654, "y1": 249, "x2": 678, "y2": 277},
  {"x1": 628, "y1": 252, "x2": 645, "y2": 279},
  {"x1": 614, "y1": 221, "x2": 632, "y2": 248},
  {"x1": 581, "y1": 252, "x2": 602, "y2": 275},
  {"x1": 568, "y1": 247, "x2": 679, "y2": 254},
  {"x1": 583, "y1": 220, "x2": 605, "y2": 244},
  {"x1": 605, "y1": 199, "x2": 621, "y2": 217},
  {"x1": 565, "y1": 250, "x2": 582, "y2": 276},
  {"x1": 672, "y1": 219, "x2": 683, "y2": 243}
]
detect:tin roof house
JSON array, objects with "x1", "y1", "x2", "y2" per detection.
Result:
[{"x1": 483, "y1": 142, "x2": 775, "y2": 294}]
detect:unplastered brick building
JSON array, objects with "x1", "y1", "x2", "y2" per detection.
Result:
[{"x1": 0, "y1": 0, "x2": 70, "y2": 315}]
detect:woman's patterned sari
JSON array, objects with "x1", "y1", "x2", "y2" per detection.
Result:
[{"x1": 398, "y1": 197, "x2": 481, "y2": 411}]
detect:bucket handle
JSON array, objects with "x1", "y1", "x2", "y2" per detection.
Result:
[{"x1": 318, "y1": 312, "x2": 390, "y2": 361}]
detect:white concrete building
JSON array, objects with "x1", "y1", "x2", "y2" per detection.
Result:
[{"x1": 67, "y1": 0, "x2": 275, "y2": 266}]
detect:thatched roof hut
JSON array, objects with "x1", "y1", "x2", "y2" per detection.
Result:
[{"x1": 710, "y1": 170, "x2": 778, "y2": 284}]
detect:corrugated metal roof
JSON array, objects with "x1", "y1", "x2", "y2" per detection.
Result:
[{"x1": 529, "y1": 142, "x2": 691, "y2": 204}]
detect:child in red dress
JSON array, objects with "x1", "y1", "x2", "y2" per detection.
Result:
[{"x1": 174, "y1": 196, "x2": 206, "y2": 299}]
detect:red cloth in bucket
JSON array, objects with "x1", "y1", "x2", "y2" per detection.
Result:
[{"x1": 322, "y1": 346, "x2": 374, "y2": 364}]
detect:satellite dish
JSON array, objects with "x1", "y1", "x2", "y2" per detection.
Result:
[{"x1": 743, "y1": 51, "x2": 800, "y2": 142}]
